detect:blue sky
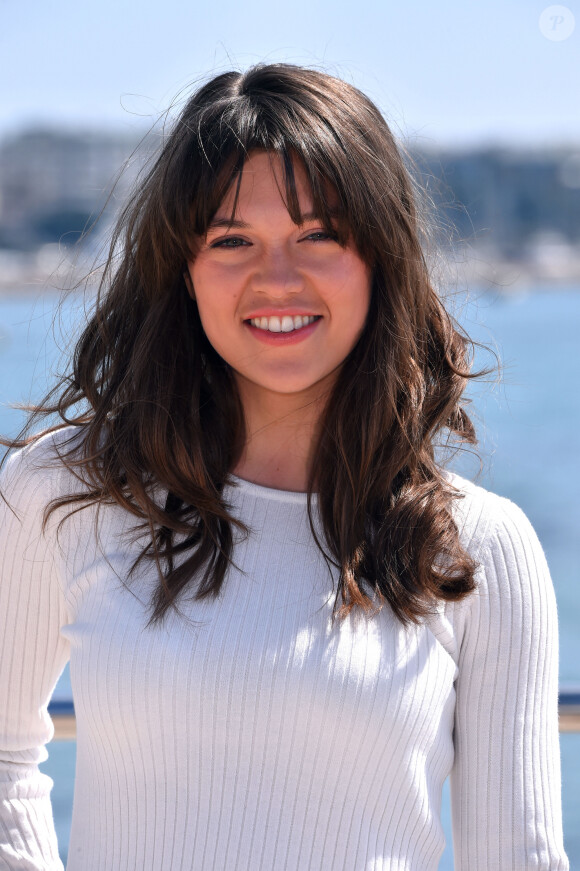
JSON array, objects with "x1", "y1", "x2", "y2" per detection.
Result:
[{"x1": 1, "y1": 0, "x2": 578, "y2": 147}]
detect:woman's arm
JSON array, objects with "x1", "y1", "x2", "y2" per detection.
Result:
[
  {"x1": 450, "y1": 495, "x2": 569, "y2": 869},
  {"x1": 0, "y1": 443, "x2": 70, "y2": 870}
]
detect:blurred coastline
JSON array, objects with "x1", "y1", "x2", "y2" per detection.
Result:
[
  {"x1": 2, "y1": 241, "x2": 580, "y2": 296},
  {"x1": 0, "y1": 127, "x2": 579, "y2": 295}
]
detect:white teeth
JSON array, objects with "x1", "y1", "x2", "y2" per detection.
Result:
[{"x1": 249, "y1": 315, "x2": 318, "y2": 332}]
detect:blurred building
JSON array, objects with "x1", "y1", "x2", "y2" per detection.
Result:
[
  {"x1": 0, "y1": 127, "x2": 579, "y2": 282},
  {"x1": 0, "y1": 128, "x2": 154, "y2": 250},
  {"x1": 412, "y1": 146, "x2": 580, "y2": 261}
]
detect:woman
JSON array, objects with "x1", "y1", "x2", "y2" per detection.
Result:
[{"x1": 0, "y1": 64, "x2": 568, "y2": 869}]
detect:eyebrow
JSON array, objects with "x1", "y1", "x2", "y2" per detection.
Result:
[
  {"x1": 206, "y1": 210, "x2": 339, "y2": 231},
  {"x1": 207, "y1": 217, "x2": 250, "y2": 231}
]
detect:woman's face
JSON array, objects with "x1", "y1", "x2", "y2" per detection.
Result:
[{"x1": 187, "y1": 151, "x2": 371, "y2": 410}]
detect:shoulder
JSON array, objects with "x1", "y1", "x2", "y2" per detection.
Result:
[
  {"x1": 443, "y1": 472, "x2": 554, "y2": 641},
  {"x1": 432, "y1": 473, "x2": 556, "y2": 665},
  {"x1": 0, "y1": 425, "x2": 87, "y2": 512},
  {"x1": 443, "y1": 470, "x2": 545, "y2": 569}
]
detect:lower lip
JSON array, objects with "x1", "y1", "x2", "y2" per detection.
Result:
[{"x1": 244, "y1": 318, "x2": 321, "y2": 346}]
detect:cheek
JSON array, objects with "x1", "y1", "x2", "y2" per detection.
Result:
[
  {"x1": 333, "y1": 265, "x2": 371, "y2": 325},
  {"x1": 189, "y1": 265, "x2": 238, "y2": 325}
]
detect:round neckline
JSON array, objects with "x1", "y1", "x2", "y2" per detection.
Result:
[{"x1": 226, "y1": 473, "x2": 315, "y2": 504}]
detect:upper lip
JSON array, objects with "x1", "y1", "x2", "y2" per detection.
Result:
[{"x1": 243, "y1": 309, "x2": 321, "y2": 320}]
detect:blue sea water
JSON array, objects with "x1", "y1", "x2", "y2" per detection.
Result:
[{"x1": 1, "y1": 285, "x2": 578, "y2": 866}]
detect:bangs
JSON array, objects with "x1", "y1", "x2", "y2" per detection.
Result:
[
  {"x1": 202, "y1": 146, "x2": 350, "y2": 245},
  {"x1": 168, "y1": 81, "x2": 378, "y2": 260}
]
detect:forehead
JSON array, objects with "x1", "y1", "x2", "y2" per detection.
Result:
[{"x1": 214, "y1": 151, "x2": 315, "y2": 218}]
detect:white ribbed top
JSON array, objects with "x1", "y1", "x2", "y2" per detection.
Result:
[{"x1": 0, "y1": 430, "x2": 569, "y2": 870}]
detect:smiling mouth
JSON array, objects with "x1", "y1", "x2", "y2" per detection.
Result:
[{"x1": 246, "y1": 315, "x2": 321, "y2": 333}]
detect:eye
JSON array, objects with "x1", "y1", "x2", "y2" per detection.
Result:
[
  {"x1": 210, "y1": 236, "x2": 249, "y2": 249},
  {"x1": 303, "y1": 230, "x2": 339, "y2": 243}
]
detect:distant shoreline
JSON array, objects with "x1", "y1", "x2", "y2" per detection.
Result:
[{"x1": 1, "y1": 250, "x2": 580, "y2": 297}]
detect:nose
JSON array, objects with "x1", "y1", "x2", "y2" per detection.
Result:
[{"x1": 250, "y1": 247, "x2": 304, "y2": 298}]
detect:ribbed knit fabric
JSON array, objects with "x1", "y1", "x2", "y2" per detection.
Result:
[{"x1": 0, "y1": 430, "x2": 569, "y2": 870}]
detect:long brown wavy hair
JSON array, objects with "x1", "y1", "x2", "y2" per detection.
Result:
[{"x1": 3, "y1": 63, "x2": 480, "y2": 625}]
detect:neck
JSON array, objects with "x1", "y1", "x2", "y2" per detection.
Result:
[{"x1": 232, "y1": 380, "x2": 329, "y2": 493}]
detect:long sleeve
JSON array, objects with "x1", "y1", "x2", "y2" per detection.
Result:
[
  {"x1": 1, "y1": 445, "x2": 570, "y2": 870},
  {"x1": 0, "y1": 445, "x2": 70, "y2": 870},
  {"x1": 450, "y1": 495, "x2": 568, "y2": 869}
]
